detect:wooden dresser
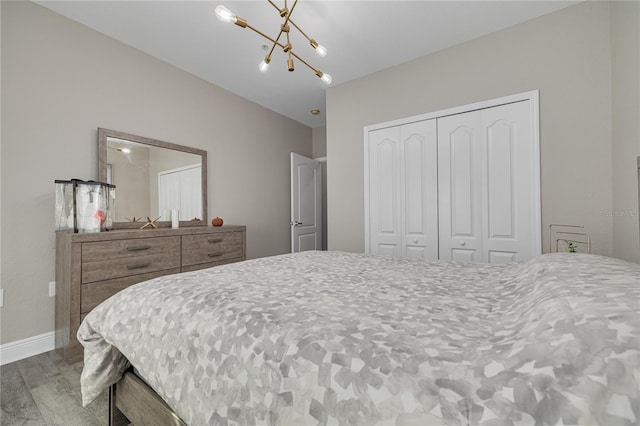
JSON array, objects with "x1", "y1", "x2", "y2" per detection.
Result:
[{"x1": 55, "y1": 225, "x2": 246, "y2": 363}]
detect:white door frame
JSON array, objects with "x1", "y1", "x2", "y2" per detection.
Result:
[
  {"x1": 364, "y1": 90, "x2": 541, "y2": 257},
  {"x1": 316, "y1": 157, "x2": 328, "y2": 251}
]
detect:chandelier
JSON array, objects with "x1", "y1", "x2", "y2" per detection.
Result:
[{"x1": 214, "y1": 0, "x2": 332, "y2": 85}]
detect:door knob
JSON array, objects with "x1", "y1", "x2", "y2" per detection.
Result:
[
  {"x1": 290, "y1": 221, "x2": 302, "y2": 226},
  {"x1": 413, "y1": 239, "x2": 419, "y2": 244},
  {"x1": 460, "y1": 241, "x2": 466, "y2": 246}
]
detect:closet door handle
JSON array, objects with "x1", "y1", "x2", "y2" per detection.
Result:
[
  {"x1": 127, "y1": 245, "x2": 151, "y2": 251},
  {"x1": 127, "y1": 262, "x2": 151, "y2": 270},
  {"x1": 460, "y1": 241, "x2": 466, "y2": 246}
]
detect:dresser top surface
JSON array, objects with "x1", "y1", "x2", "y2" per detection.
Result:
[{"x1": 57, "y1": 225, "x2": 246, "y2": 243}]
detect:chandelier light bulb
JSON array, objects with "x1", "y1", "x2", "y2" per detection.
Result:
[
  {"x1": 320, "y1": 73, "x2": 332, "y2": 85},
  {"x1": 259, "y1": 60, "x2": 270, "y2": 73},
  {"x1": 214, "y1": 5, "x2": 236, "y2": 23},
  {"x1": 310, "y1": 39, "x2": 327, "y2": 57}
]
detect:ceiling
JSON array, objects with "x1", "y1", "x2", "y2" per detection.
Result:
[{"x1": 36, "y1": 1, "x2": 577, "y2": 128}]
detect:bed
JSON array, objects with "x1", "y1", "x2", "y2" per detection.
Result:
[{"x1": 78, "y1": 251, "x2": 640, "y2": 425}]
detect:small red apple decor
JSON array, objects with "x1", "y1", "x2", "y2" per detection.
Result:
[{"x1": 211, "y1": 217, "x2": 223, "y2": 227}]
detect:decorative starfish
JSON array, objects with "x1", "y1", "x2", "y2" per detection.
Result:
[{"x1": 140, "y1": 216, "x2": 161, "y2": 230}]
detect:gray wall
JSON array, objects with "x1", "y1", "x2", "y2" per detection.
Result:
[
  {"x1": 327, "y1": 1, "x2": 639, "y2": 261},
  {"x1": 312, "y1": 126, "x2": 327, "y2": 158},
  {"x1": 611, "y1": 1, "x2": 640, "y2": 262},
  {"x1": 0, "y1": 1, "x2": 311, "y2": 344}
]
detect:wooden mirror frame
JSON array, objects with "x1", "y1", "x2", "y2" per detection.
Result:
[{"x1": 98, "y1": 128, "x2": 208, "y2": 229}]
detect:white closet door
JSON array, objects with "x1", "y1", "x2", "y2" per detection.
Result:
[
  {"x1": 400, "y1": 120, "x2": 438, "y2": 259},
  {"x1": 368, "y1": 127, "x2": 402, "y2": 257},
  {"x1": 365, "y1": 92, "x2": 540, "y2": 262},
  {"x1": 481, "y1": 101, "x2": 534, "y2": 263},
  {"x1": 158, "y1": 164, "x2": 202, "y2": 221},
  {"x1": 158, "y1": 172, "x2": 181, "y2": 219},
  {"x1": 438, "y1": 100, "x2": 534, "y2": 263},
  {"x1": 437, "y1": 112, "x2": 483, "y2": 262},
  {"x1": 179, "y1": 166, "x2": 202, "y2": 220}
]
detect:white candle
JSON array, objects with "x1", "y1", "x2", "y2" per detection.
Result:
[{"x1": 171, "y1": 209, "x2": 179, "y2": 229}]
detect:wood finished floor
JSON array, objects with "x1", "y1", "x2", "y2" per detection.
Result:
[{"x1": 0, "y1": 351, "x2": 108, "y2": 425}]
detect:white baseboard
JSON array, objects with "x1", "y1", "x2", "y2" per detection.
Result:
[{"x1": 0, "y1": 331, "x2": 55, "y2": 365}]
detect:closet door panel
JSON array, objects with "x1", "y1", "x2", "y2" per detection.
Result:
[
  {"x1": 401, "y1": 120, "x2": 438, "y2": 259},
  {"x1": 489, "y1": 251, "x2": 517, "y2": 263},
  {"x1": 481, "y1": 101, "x2": 533, "y2": 261},
  {"x1": 486, "y1": 125, "x2": 514, "y2": 239},
  {"x1": 452, "y1": 249, "x2": 476, "y2": 263},
  {"x1": 451, "y1": 130, "x2": 474, "y2": 236},
  {"x1": 368, "y1": 127, "x2": 402, "y2": 256},
  {"x1": 438, "y1": 112, "x2": 483, "y2": 261}
]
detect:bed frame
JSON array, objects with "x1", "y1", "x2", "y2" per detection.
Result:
[{"x1": 109, "y1": 369, "x2": 186, "y2": 426}]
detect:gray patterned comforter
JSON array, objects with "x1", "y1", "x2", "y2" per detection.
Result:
[{"x1": 78, "y1": 251, "x2": 640, "y2": 425}]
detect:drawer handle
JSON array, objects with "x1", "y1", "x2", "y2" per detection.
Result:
[
  {"x1": 127, "y1": 262, "x2": 151, "y2": 270},
  {"x1": 208, "y1": 238, "x2": 223, "y2": 244},
  {"x1": 127, "y1": 245, "x2": 151, "y2": 252},
  {"x1": 208, "y1": 252, "x2": 224, "y2": 258}
]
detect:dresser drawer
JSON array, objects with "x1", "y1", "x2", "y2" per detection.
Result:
[
  {"x1": 82, "y1": 252, "x2": 181, "y2": 284},
  {"x1": 81, "y1": 267, "x2": 181, "y2": 314},
  {"x1": 181, "y1": 257, "x2": 242, "y2": 273},
  {"x1": 81, "y1": 236, "x2": 181, "y2": 262},
  {"x1": 182, "y1": 232, "x2": 243, "y2": 267}
]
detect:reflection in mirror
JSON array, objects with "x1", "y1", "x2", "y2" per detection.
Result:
[{"x1": 98, "y1": 128, "x2": 207, "y2": 227}]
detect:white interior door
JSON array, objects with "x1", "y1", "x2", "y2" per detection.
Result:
[{"x1": 291, "y1": 153, "x2": 322, "y2": 253}]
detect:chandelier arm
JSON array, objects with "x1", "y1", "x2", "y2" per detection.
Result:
[
  {"x1": 269, "y1": 28, "x2": 286, "y2": 57},
  {"x1": 285, "y1": 24, "x2": 292, "y2": 50},
  {"x1": 266, "y1": 0, "x2": 298, "y2": 23},
  {"x1": 245, "y1": 3, "x2": 290, "y2": 57},
  {"x1": 285, "y1": 0, "x2": 298, "y2": 25},
  {"x1": 263, "y1": 1, "x2": 308, "y2": 45},
  {"x1": 266, "y1": 0, "x2": 281, "y2": 14},
  {"x1": 267, "y1": 42, "x2": 278, "y2": 58},
  {"x1": 287, "y1": 19, "x2": 312, "y2": 43},
  {"x1": 287, "y1": 49, "x2": 320, "y2": 75},
  {"x1": 245, "y1": 24, "x2": 287, "y2": 50}
]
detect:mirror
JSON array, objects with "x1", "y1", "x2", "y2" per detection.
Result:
[{"x1": 98, "y1": 128, "x2": 207, "y2": 228}]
